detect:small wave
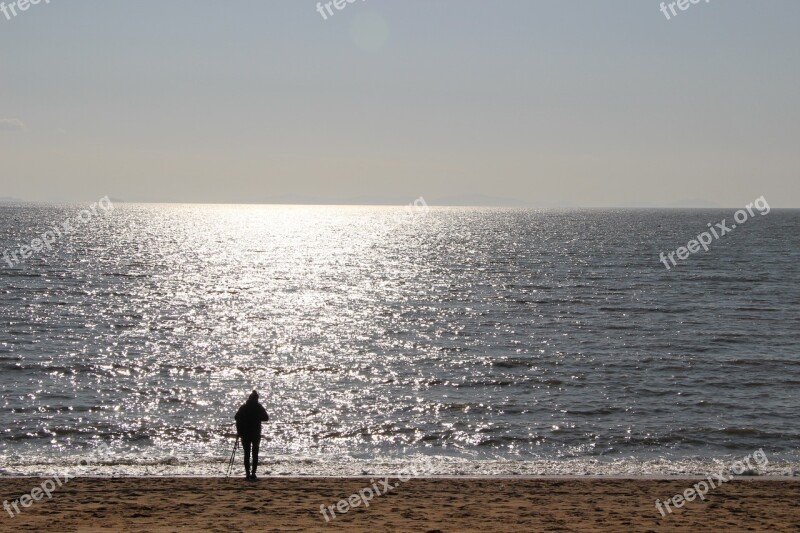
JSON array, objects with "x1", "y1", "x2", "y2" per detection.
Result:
[
  {"x1": 274, "y1": 366, "x2": 339, "y2": 376},
  {"x1": 2, "y1": 452, "x2": 799, "y2": 478},
  {"x1": 493, "y1": 358, "x2": 536, "y2": 369},
  {"x1": 718, "y1": 427, "x2": 769, "y2": 437}
]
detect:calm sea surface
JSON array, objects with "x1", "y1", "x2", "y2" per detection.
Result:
[{"x1": 1, "y1": 203, "x2": 798, "y2": 476}]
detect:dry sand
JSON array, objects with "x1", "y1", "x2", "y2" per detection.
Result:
[{"x1": 2, "y1": 477, "x2": 799, "y2": 532}]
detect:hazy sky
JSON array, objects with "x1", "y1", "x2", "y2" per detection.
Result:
[{"x1": 1, "y1": 0, "x2": 798, "y2": 206}]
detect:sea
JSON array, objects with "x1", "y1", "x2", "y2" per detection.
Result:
[{"x1": 1, "y1": 203, "x2": 798, "y2": 477}]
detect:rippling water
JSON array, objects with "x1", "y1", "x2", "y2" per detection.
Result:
[{"x1": 1, "y1": 203, "x2": 798, "y2": 476}]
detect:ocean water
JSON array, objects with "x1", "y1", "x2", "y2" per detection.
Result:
[{"x1": 1, "y1": 203, "x2": 798, "y2": 477}]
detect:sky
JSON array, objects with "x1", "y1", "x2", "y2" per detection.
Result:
[{"x1": 1, "y1": 0, "x2": 798, "y2": 207}]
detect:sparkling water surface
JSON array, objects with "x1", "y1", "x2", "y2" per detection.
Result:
[{"x1": 1, "y1": 204, "x2": 798, "y2": 476}]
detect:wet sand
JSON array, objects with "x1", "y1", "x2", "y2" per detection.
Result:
[{"x1": 1, "y1": 477, "x2": 799, "y2": 532}]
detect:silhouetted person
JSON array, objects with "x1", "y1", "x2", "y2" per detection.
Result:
[{"x1": 235, "y1": 390, "x2": 269, "y2": 480}]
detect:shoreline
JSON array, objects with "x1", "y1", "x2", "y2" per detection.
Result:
[{"x1": 1, "y1": 474, "x2": 799, "y2": 480}]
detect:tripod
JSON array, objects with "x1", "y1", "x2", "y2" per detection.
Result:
[{"x1": 226, "y1": 435, "x2": 240, "y2": 478}]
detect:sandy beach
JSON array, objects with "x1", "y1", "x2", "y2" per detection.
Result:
[{"x1": 1, "y1": 477, "x2": 799, "y2": 532}]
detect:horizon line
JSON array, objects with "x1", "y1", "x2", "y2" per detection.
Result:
[
  {"x1": 1, "y1": 200, "x2": 797, "y2": 209},
  {"x1": 0, "y1": 198, "x2": 800, "y2": 210}
]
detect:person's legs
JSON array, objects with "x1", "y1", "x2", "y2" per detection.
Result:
[
  {"x1": 241, "y1": 437, "x2": 252, "y2": 478},
  {"x1": 252, "y1": 436, "x2": 261, "y2": 476}
]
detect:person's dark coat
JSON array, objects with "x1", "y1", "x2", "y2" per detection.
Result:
[{"x1": 235, "y1": 396, "x2": 269, "y2": 439}]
